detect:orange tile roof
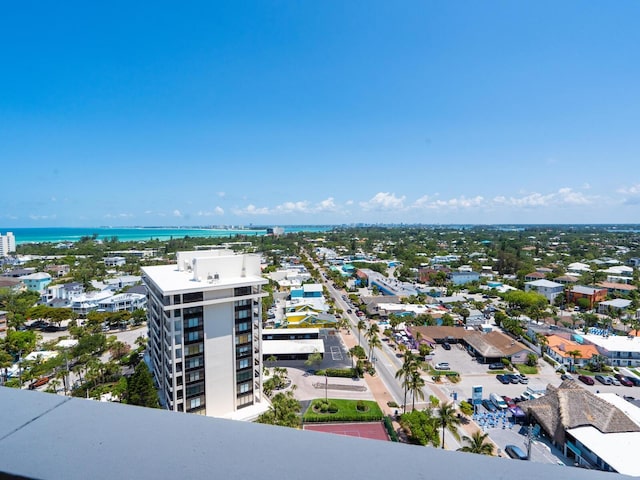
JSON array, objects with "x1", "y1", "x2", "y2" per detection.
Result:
[{"x1": 546, "y1": 335, "x2": 598, "y2": 359}]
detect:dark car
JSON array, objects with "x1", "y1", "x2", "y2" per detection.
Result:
[
  {"x1": 578, "y1": 375, "x2": 595, "y2": 385},
  {"x1": 496, "y1": 374, "x2": 510, "y2": 384},
  {"x1": 614, "y1": 374, "x2": 634, "y2": 387},
  {"x1": 505, "y1": 445, "x2": 528, "y2": 460},
  {"x1": 625, "y1": 376, "x2": 640, "y2": 386},
  {"x1": 482, "y1": 399, "x2": 497, "y2": 413},
  {"x1": 488, "y1": 363, "x2": 504, "y2": 370},
  {"x1": 503, "y1": 396, "x2": 517, "y2": 408},
  {"x1": 442, "y1": 342, "x2": 451, "y2": 350},
  {"x1": 346, "y1": 309, "x2": 352, "y2": 314}
]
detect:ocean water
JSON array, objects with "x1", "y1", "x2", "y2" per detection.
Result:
[{"x1": 1, "y1": 226, "x2": 332, "y2": 245}]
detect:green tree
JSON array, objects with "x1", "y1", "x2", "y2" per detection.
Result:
[
  {"x1": 408, "y1": 370, "x2": 426, "y2": 411},
  {"x1": 256, "y1": 390, "x2": 301, "y2": 428},
  {"x1": 127, "y1": 362, "x2": 159, "y2": 408},
  {"x1": 458, "y1": 431, "x2": 494, "y2": 456},
  {"x1": 399, "y1": 409, "x2": 440, "y2": 447},
  {"x1": 567, "y1": 349, "x2": 583, "y2": 373},
  {"x1": 395, "y1": 352, "x2": 420, "y2": 413},
  {"x1": 356, "y1": 319, "x2": 366, "y2": 346},
  {"x1": 437, "y1": 402, "x2": 461, "y2": 449}
]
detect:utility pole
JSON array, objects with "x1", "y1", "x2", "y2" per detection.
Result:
[{"x1": 526, "y1": 423, "x2": 533, "y2": 460}]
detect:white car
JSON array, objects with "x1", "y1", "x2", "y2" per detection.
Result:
[{"x1": 435, "y1": 362, "x2": 450, "y2": 370}]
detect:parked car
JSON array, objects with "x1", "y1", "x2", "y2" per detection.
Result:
[
  {"x1": 442, "y1": 342, "x2": 451, "y2": 351},
  {"x1": 625, "y1": 376, "x2": 640, "y2": 386},
  {"x1": 503, "y1": 396, "x2": 517, "y2": 408},
  {"x1": 595, "y1": 374, "x2": 612, "y2": 385},
  {"x1": 488, "y1": 363, "x2": 504, "y2": 370},
  {"x1": 490, "y1": 393, "x2": 508, "y2": 409},
  {"x1": 435, "y1": 363, "x2": 450, "y2": 370},
  {"x1": 482, "y1": 399, "x2": 498, "y2": 413},
  {"x1": 346, "y1": 309, "x2": 352, "y2": 314},
  {"x1": 561, "y1": 373, "x2": 574, "y2": 381},
  {"x1": 608, "y1": 376, "x2": 621, "y2": 386},
  {"x1": 506, "y1": 374, "x2": 521, "y2": 384},
  {"x1": 496, "y1": 374, "x2": 510, "y2": 384},
  {"x1": 615, "y1": 374, "x2": 633, "y2": 387},
  {"x1": 505, "y1": 444, "x2": 528, "y2": 460},
  {"x1": 517, "y1": 374, "x2": 529, "y2": 384},
  {"x1": 578, "y1": 375, "x2": 595, "y2": 385}
]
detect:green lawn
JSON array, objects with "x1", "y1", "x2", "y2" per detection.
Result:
[
  {"x1": 515, "y1": 364, "x2": 538, "y2": 375},
  {"x1": 303, "y1": 398, "x2": 383, "y2": 423}
]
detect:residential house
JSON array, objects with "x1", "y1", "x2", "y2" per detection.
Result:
[
  {"x1": 96, "y1": 292, "x2": 146, "y2": 313},
  {"x1": 448, "y1": 271, "x2": 480, "y2": 286},
  {"x1": 581, "y1": 333, "x2": 640, "y2": 368},
  {"x1": 104, "y1": 256, "x2": 127, "y2": 267},
  {"x1": 525, "y1": 279, "x2": 564, "y2": 303},
  {"x1": 524, "y1": 271, "x2": 546, "y2": 281},
  {"x1": 567, "y1": 286, "x2": 608, "y2": 309},
  {"x1": 596, "y1": 282, "x2": 638, "y2": 296},
  {"x1": 545, "y1": 335, "x2": 599, "y2": 370},
  {"x1": 19, "y1": 272, "x2": 52, "y2": 294},
  {"x1": 598, "y1": 299, "x2": 632, "y2": 315},
  {"x1": 554, "y1": 275, "x2": 580, "y2": 285},
  {"x1": 45, "y1": 264, "x2": 70, "y2": 278}
]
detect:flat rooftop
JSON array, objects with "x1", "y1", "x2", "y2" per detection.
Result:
[
  {"x1": 142, "y1": 264, "x2": 265, "y2": 293},
  {"x1": 0, "y1": 388, "x2": 620, "y2": 480}
]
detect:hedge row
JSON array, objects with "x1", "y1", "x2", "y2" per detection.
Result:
[
  {"x1": 304, "y1": 412, "x2": 384, "y2": 423},
  {"x1": 384, "y1": 415, "x2": 399, "y2": 442},
  {"x1": 315, "y1": 368, "x2": 358, "y2": 378}
]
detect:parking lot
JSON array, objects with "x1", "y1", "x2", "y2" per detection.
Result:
[{"x1": 427, "y1": 340, "x2": 560, "y2": 405}]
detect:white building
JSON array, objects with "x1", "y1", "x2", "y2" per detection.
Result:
[
  {"x1": 104, "y1": 256, "x2": 126, "y2": 267},
  {"x1": 97, "y1": 292, "x2": 146, "y2": 312},
  {"x1": 524, "y1": 279, "x2": 564, "y2": 303},
  {"x1": 581, "y1": 334, "x2": 640, "y2": 367},
  {"x1": 0, "y1": 232, "x2": 16, "y2": 257},
  {"x1": 142, "y1": 250, "x2": 268, "y2": 420}
]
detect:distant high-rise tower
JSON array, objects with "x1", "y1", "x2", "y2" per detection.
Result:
[
  {"x1": 142, "y1": 250, "x2": 268, "y2": 420},
  {"x1": 0, "y1": 232, "x2": 16, "y2": 257}
]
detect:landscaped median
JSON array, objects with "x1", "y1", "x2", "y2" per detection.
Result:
[{"x1": 303, "y1": 398, "x2": 384, "y2": 423}]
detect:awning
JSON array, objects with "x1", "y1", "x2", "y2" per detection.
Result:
[{"x1": 509, "y1": 406, "x2": 526, "y2": 417}]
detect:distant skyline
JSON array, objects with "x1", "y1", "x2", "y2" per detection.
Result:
[{"x1": 2, "y1": 1, "x2": 640, "y2": 227}]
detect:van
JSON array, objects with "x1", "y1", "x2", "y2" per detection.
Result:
[
  {"x1": 505, "y1": 444, "x2": 528, "y2": 460},
  {"x1": 490, "y1": 393, "x2": 508, "y2": 409}
]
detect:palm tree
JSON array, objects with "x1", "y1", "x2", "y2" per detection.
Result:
[
  {"x1": 437, "y1": 402, "x2": 461, "y2": 449},
  {"x1": 367, "y1": 334, "x2": 382, "y2": 365},
  {"x1": 566, "y1": 349, "x2": 583, "y2": 373},
  {"x1": 458, "y1": 431, "x2": 494, "y2": 455},
  {"x1": 356, "y1": 319, "x2": 366, "y2": 347},
  {"x1": 395, "y1": 352, "x2": 419, "y2": 413},
  {"x1": 408, "y1": 370, "x2": 425, "y2": 411}
]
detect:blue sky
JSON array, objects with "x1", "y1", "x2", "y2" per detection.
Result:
[{"x1": 2, "y1": 1, "x2": 640, "y2": 227}]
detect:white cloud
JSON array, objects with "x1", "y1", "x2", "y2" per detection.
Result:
[
  {"x1": 493, "y1": 188, "x2": 592, "y2": 208},
  {"x1": 29, "y1": 214, "x2": 57, "y2": 220},
  {"x1": 360, "y1": 192, "x2": 406, "y2": 211},
  {"x1": 345, "y1": 200, "x2": 354, "y2": 206},
  {"x1": 232, "y1": 204, "x2": 271, "y2": 216},
  {"x1": 317, "y1": 197, "x2": 337, "y2": 212},
  {"x1": 411, "y1": 194, "x2": 483, "y2": 210},
  {"x1": 618, "y1": 184, "x2": 640, "y2": 195},
  {"x1": 197, "y1": 207, "x2": 225, "y2": 217},
  {"x1": 232, "y1": 198, "x2": 339, "y2": 216},
  {"x1": 218, "y1": 191, "x2": 226, "y2": 197},
  {"x1": 173, "y1": 209, "x2": 183, "y2": 217},
  {"x1": 104, "y1": 213, "x2": 134, "y2": 219}
]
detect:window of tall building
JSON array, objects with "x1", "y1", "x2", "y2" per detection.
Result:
[
  {"x1": 234, "y1": 286, "x2": 251, "y2": 296},
  {"x1": 183, "y1": 292, "x2": 204, "y2": 303}
]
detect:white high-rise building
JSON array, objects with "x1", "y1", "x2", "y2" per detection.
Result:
[
  {"x1": 0, "y1": 232, "x2": 16, "y2": 257},
  {"x1": 142, "y1": 250, "x2": 269, "y2": 420}
]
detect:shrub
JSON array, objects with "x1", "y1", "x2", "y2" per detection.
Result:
[
  {"x1": 315, "y1": 368, "x2": 359, "y2": 378},
  {"x1": 384, "y1": 415, "x2": 399, "y2": 442}
]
